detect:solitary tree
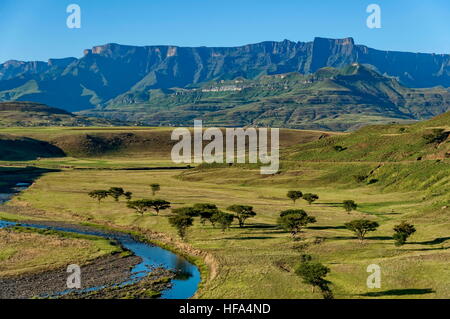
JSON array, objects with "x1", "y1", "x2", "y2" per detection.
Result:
[
  {"x1": 108, "y1": 187, "x2": 125, "y2": 202},
  {"x1": 150, "y1": 183, "x2": 161, "y2": 196},
  {"x1": 168, "y1": 214, "x2": 194, "y2": 240},
  {"x1": 127, "y1": 199, "x2": 153, "y2": 215},
  {"x1": 147, "y1": 199, "x2": 171, "y2": 215},
  {"x1": 303, "y1": 193, "x2": 319, "y2": 205},
  {"x1": 393, "y1": 221, "x2": 416, "y2": 246},
  {"x1": 227, "y1": 205, "x2": 256, "y2": 228},
  {"x1": 344, "y1": 219, "x2": 379, "y2": 243},
  {"x1": 277, "y1": 209, "x2": 316, "y2": 237},
  {"x1": 295, "y1": 261, "x2": 332, "y2": 298},
  {"x1": 88, "y1": 190, "x2": 109, "y2": 203},
  {"x1": 211, "y1": 211, "x2": 234, "y2": 232},
  {"x1": 343, "y1": 200, "x2": 357, "y2": 214},
  {"x1": 287, "y1": 191, "x2": 303, "y2": 204}
]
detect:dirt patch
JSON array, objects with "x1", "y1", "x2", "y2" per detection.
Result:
[{"x1": 0, "y1": 253, "x2": 141, "y2": 299}]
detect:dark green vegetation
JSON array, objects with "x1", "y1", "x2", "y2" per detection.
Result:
[
  {"x1": 295, "y1": 257, "x2": 333, "y2": 299},
  {"x1": 2, "y1": 37, "x2": 450, "y2": 115},
  {"x1": 226, "y1": 205, "x2": 256, "y2": 228},
  {"x1": 393, "y1": 222, "x2": 416, "y2": 246},
  {"x1": 83, "y1": 64, "x2": 450, "y2": 131},
  {"x1": 0, "y1": 102, "x2": 117, "y2": 127},
  {"x1": 277, "y1": 209, "x2": 316, "y2": 237},
  {"x1": 168, "y1": 214, "x2": 194, "y2": 240},
  {"x1": 343, "y1": 200, "x2": 358, "y2": 213},
  {"x1": 287, "y1": 190, "x2": 303, "y2": 204},
  {"x1": 344, "y1": 220, "x2": 380, "y2": 243}
]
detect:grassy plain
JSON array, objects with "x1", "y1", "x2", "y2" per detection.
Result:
[
  {"x1": 0, "y1": 114, "x2": 448, "y2": 299},
  {"x1": 2, "y1": 164, "x2": 448, "y2": 298}
]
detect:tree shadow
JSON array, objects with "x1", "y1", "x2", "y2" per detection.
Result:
[
  {"x1": 402, "y1": 247, "x2": 449, "y2": 252},
  {"x1": 359, "y1": 288, "x2": 434, "y2": 297},
  {"x1": 317, "y1": 202, "x2": 343, "y2": 207},
  {"x1": 329, "y1": 235, "x2": 392, "y2": 241},
  {"x1": 242, "y1": 223, "x2": 278, "y2": 229},
  {"x1": 308, "y1": 225, "x2": 346, "y2": 230},
  {"x1": 221, "y1": 236, "x2": 276, "y2": 240},
  {"x1": 410, "y1": 237, "x2": 450, "y2": 245}
]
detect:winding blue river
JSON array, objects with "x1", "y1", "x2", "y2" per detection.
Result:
[{"x1": 0, "y1": 183, "x2": 201, "y2": 299}]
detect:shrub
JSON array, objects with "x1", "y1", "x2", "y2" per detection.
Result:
[
  {"x1": 393, "y1": 221, "x2": 416, "y2": 246},
  {"x1": 287, "y1": 190, "x2": 303, "y2": 204},
  {"x1": 303, "y1": 193, "x2": 319, "y2": 205}
]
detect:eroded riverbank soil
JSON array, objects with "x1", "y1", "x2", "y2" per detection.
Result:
[{"x1": 0, "y1": 253, "x2": 141, "y2": 299}]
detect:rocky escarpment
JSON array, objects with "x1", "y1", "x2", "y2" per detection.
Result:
[{"x1": 1, "y1": 37, "x2": 449, "y2": 112}]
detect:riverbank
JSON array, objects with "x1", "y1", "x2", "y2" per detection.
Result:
[
  {"x1": 0, "y1": 218, "x2": 203, "y2": 299},
  {"x1": 0, "y1": 253, "x2": 142, "y2": 299}
]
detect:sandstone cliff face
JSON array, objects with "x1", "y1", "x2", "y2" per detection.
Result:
[{"x1": 1, "y1": 37, "x2": 449, "y2": 112}]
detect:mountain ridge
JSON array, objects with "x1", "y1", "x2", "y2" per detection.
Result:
[
  {"x1": 80, "y1": 64, "x2": 450, "y2": 131},
  {"x1": 1, "y1": 37, "x2": 449, "y2": 113}
]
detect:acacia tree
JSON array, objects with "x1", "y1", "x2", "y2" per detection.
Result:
[
  {"x1": 193, "y1": 203, "x2": 219, "y2": 225},
  {"x1": 287, "y1": 191, "x2": 303, "y2": 204},
  {"x1": 277, "y1": 209, "x2": 316, "y2": 238},
  {"x1": 227, "y1": 205, "x2": 256, "y2": 228},
  {"x1": 303, "y1": 193, "x2": 319, "y2": 205},
  {"x1": 295, "y1": 261, "x2": 332, "y2": 298},
  {"x1": 88, "y1": 190, "x2": 109, "y2": 203},
  {"x1": 124, "y1": 191, "x2": 133, "y2": 201},
  {"x1": 171, "y1": 207, "x2": 199, "y2": 217},
  {"x1": 344, "y1": 219, "x2": 379, "y2": 243},
  {"x1": 343, "y1": 200, "x2": 357, "y2": 214},
  {"x1": 147, "y1": 199, "x2": 171, "y2": 215},
  {"x1": 168, "y1": 214, "x2": 194, "y2": 240},
  {"x1": 108, "y1": 187, "x2": 125, "y2": 202},
  {"x1": 150, "y1": 184, "x2": 161, "y2": 196},
  {"x1": 393, "y1": 221, "x2": 416, "y2": 246},
  {"x1": 211, "y1": 211, "x2": 234, "y2": 232},
  {"x1": 127, "y1": 199, "x2": 152, "y2": 215}
]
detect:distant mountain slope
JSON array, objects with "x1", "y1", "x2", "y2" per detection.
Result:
[
  {"x1": 0, "y1": 101, "x2": 118, "y2": 127},
  {"x1": 1, "y1": 37, "x2": 450, "y2": 113},
  {"x1": 81, "y1": 64, "x2": 450, "y2": 131}
]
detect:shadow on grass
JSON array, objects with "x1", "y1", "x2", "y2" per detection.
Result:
[
  {"x1": 308, "y1": 225, "x2": 346, "y2": 230},
  {"x1": 359, "y1": 288, "x2": 434, "y2": 297},
  {"x1": 329, "y1": 236, "x2": 392, "y2": 241},
  {"x1": 403, "y1": 247, "x2": 449, "y2": 252},
  {"x1": 410, "y1": 237, "x2": 450, "y2": 245},
  {"x1": 242, "y1": 223, "x2": 278, "y2": 229},
  {"x1": 221, "y1": 236, "x2": 276, "y2": 240},
  {"x1": 315, "y1": 202, "x2": 342, "y2": 207}
]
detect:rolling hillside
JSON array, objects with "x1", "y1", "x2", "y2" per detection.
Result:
[{"x1": 0, "y1": 101, "x2": 119, "y2": 127}]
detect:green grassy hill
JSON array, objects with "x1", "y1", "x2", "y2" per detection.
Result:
[
  {"x1": 0, "y1": 101, "x2": 119, "y2": 127},
  {"x1": 287, "y1": 111, "x2": 450, "y2": 162}
]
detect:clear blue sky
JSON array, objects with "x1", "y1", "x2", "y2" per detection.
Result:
[{"x1": 1, "y1": 0, "x2": 449, "y2": 63}]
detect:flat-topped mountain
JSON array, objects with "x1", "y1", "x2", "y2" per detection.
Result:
[
  {"x1": 1, "y1": 37, "x2": 450, "y2": 114},
  {"x1": 82, "y1": 64, "x2": 450, "y2": 131}
]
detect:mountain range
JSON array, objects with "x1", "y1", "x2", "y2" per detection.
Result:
[{"x1": 1, "y1": 37, "x2": 449, "y2": 130}]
